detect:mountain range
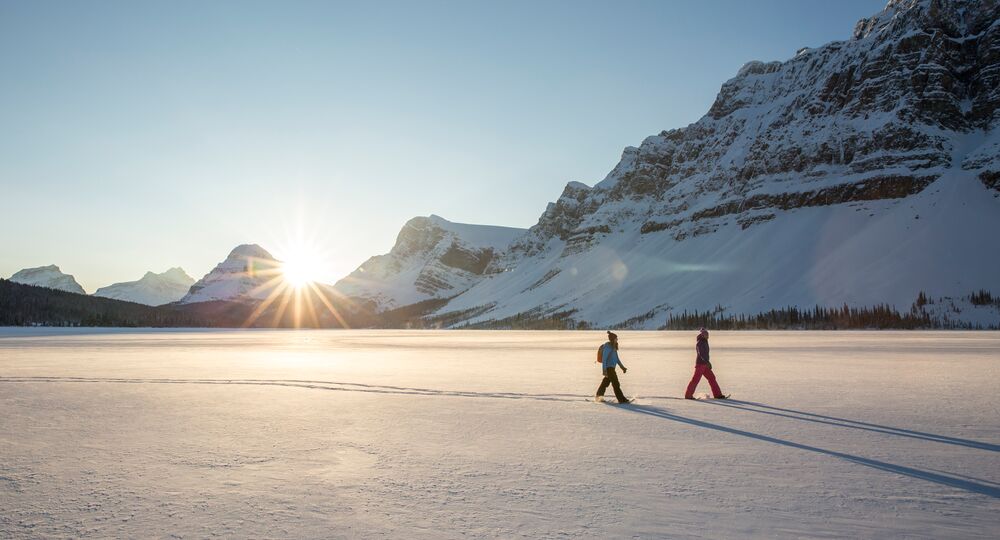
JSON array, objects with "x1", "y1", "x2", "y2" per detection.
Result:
[
  {"x1": 5, "y1": 0, "x2": 999, "y2": 329},
  {"x1": 94, "y1": 268, "x2": 194, "y2": 306},
  {"x1": 339, "y1": 0, "x2": 1000, "y2": 329},
  {"x1": 9, "y1": 265, "x2": 195, "y2": 307}
]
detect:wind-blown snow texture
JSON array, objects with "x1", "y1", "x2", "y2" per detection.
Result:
[
  {"x1": 0, "y1": 329, "x2": 997, "y2": 538},
  {"x1": 93, "y1": 268, "x2": 195, "y2": 306},
  {"x1": 338, "y1": 0, "x2": 1000, "y2": 328},
  {"x1": 8, "y1": 265, "x2": 86, "y2": 295}
]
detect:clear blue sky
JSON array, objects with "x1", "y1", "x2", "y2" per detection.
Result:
[{"x1": 0, "y1": 0, "x2": 886, "y2": 292}]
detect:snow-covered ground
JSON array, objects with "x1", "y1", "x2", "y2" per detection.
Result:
[{"x1": 0, "y1": 329, "x2": 997, "y2": 538}]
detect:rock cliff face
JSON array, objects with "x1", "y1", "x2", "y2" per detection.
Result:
[
  {"x1": 180, "y1": 245, "x2": 282, "y2": 304},
  {"x1": 428, "y1": 0, "x2": 1000, "y2": 328},
  {"x1": 334, "y1": 215, "x2": 525, "y2": 311},
  {"x1": 93, "y1": 268, "x2": 195, "y2": 306},
  {"x1": 329, "y1": 0, "x2": 1000, "y2": 328},
  {"x1": 561, "y1": 0, "x2": 1000, "y2": 245},
  {"x1": 8, "y1": 265, "x2": 86, "y2": 294}
]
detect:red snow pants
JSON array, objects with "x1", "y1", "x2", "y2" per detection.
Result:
[{"x1": 685, "y1": 364, "x2": 723, "y2": 399}]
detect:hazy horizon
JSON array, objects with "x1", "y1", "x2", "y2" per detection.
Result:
[{"x1": 1, "y1": 0, "x2": 885, "y2": 292}]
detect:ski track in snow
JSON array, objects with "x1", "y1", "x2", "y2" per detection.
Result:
[
  {"x1": 0, "y1": 328, "x2": 998, "y2": 539},
  {"x1": 1, "y1": 376, "x2": 998, "y2": 453}
]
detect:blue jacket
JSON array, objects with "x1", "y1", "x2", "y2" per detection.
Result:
[{"x1": 601, "y1": 342, "x2": 621, "y2": 371}]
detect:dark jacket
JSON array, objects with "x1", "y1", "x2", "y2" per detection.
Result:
[{"x1": 696, "y1": 336, "x2": 710, "y2": 365}]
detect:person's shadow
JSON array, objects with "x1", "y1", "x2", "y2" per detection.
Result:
[
  {"x1": 702, "y1": 399, "x2": 1000, "y2": 452},
  {"x1": 620, "y1": 404, "x2": 1000, "y2": 499}
]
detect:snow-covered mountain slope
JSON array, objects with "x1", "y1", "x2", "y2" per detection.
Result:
[
  {"x1": 93, "y1": 268, "x2": 195, "y2": 306},
  {"x1": 334, "y1": 215, "x2": 526, "y2": 311},
  {"x1": 416, "y1": 0, "x2": 1000, "y2": 328},
  {"x1": 8, "y1": 265, "x2": 86, "y2": 294},
  {"x1": 179, "y1": 245, "x2": 282, "y2": 304},
  {"x1": 442, "y1": 171, "x2": 1000, "y2": 327}
]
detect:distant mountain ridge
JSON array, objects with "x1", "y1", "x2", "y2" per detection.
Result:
[
  {"x1": 94, "y1": 268, "x2": 195, "y2": 306},
  {"x1": 9, "y1": 265, "x2": 86, "y2": 294}
]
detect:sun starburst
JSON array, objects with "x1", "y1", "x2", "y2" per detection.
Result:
[{"x1": 235, "y1": 214, "x2": 356, "y2": 329}]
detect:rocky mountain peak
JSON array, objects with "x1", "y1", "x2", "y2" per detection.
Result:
[
  {"x1": 407, "y1": 0, "x2": 1000, "y2": 329},
  {"x1": 94, "y1": 267, "x2": 196, "y2": 306},
  {"x1": 393, "y1": 216, "x2": 448, "y2": 259},
  {"x1": 853, "y1": 0, "x2": 995, "y2": 41},
  {"x1": 9, "y1": 265, "x2": 86, "y2": 295},
  {"x1": 335, "y1": 216, "x2": 525, "y2": 311},
  {"x1": 161, "y1": 267, "x2": 192, "y2": 281},
  {"x1": 227, "y1": 244, "x2": 275, "y2": 261},
  {"x1": 180, "y1": 245, "x2": 282, "y2": 304},
  {"x1": 142, "y1": 267, "x2": 194, "y2": 284}
]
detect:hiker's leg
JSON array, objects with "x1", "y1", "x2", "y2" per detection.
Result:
[
  {"x1": 684, "y1": 365, "x2": 705, "y2": 398},
  {"x1": 609, "y1": 370, "x2": 627, "y2": 403},
  {"x1": 596, "y1": 373, "x2": 611, "y2": 397},
  {"x1": 704, "y1": 367, "x2": 723, "y2": 398}
]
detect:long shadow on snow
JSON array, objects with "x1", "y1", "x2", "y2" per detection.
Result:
[
  {"x1": 702, "y1": 400, "x2": 1000, "y2": 453},
  {"x1": 622, "y1": 404, "x2": 1000, "y2": 499},
  {"x1": 0, "y1": 375, "x2": 687, "y2": 403},
  {"x1": 0, "y1": 376, "x2": 588, "y2": 403}
]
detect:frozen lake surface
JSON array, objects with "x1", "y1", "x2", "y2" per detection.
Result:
[{"x1": 1, "y1": 329, "x2": 998, "y2": 538}]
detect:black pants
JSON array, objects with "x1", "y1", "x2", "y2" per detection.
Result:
[{"x1": 596, "y1": 368, "x2": 627, "y2": 403}]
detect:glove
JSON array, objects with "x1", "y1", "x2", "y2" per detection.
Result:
[
  {"x1": 706, "y1": 362, "x2": 713, "y2": 370},
  {"x1": 622, "y1": 367, "x2": 628, "y2": 374}
]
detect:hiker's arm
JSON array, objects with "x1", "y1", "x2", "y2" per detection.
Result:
[{"x1": 614, "y1": 351, "x2": 627, "y2": 373}]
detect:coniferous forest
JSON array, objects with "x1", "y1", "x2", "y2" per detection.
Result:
[
  {"x1": 662, "y1": 305, "x2": 937, "y2": 330},
  {"x1": 0, "y1": 279, "x2": 243, "y2": 327},
  {"x1": 1, "y1": 279, "x2": 996, "y2": 330}
]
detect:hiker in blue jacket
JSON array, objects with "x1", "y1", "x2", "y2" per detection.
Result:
[{"x1": 595, "y1": 331, "x2": 631, "y2": 403}]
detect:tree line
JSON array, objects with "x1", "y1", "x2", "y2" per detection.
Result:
[{"x1": 3, "y1": 279, "x2": 995, "y2": 329}]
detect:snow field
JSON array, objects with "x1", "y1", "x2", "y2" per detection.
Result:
[{"x1": 0, "y1": 329, "x2": 997, "y2": 538}]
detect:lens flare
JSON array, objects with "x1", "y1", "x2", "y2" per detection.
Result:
[
  {"x1": 281, "y1": 251, "x2": 324, "y2": 289},
  {"x1": 234, "y1": 208, "x2": 355, "y2": 329}
]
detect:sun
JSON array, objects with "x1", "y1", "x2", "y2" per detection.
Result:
[
  {"x1": 281, "y1": 249, "x2": 325, "y2": 289},
  {"x1": 235, "y1": 209, "x2": 356, "y2": 328}
]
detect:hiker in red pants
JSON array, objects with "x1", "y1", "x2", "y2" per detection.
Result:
[{"x1": 684, "y1": 327, "x2": 728, "y2": 400}]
